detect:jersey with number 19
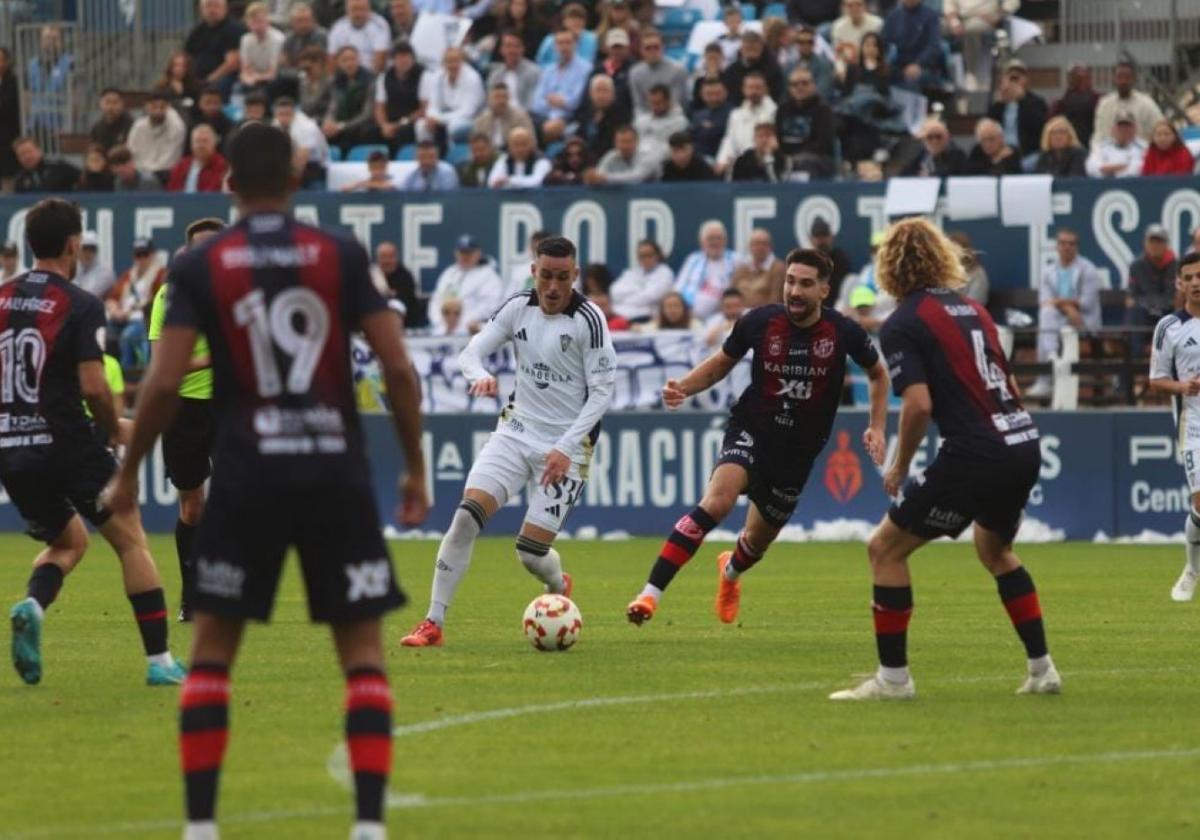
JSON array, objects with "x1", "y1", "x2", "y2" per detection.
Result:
[{"x1": 164, "y1": 212, "x2": 404, "y2": 623}]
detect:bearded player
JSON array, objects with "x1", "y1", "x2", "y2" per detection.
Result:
[
  {"x1": 626, "y1": 248, "x2": 889, "y2": 626},
  {"x1": 400, "y1": 235, "x2": 617, "y2": 648}
]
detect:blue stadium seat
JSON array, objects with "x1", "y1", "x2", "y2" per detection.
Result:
[
  {"x1": 657, "y1": 7, "x2": 702, "y2": 29},
  {"x1": 447, "y1": 143, "x2": 471, "y2": 165},
  {"x1": 762, "y1": 3, "x2": 787, "y2": 19},
  {"x1": 222, "y1": 103, "x2": 243, "y2": 123},
  {"x1": 328, "y1": 146, "x2": 343, "y2": 162},
  {"x1": 394, "y1": 144, "x2": 418, "y2": 161},
  {"x1": 347, "y1": 144, "x2": 389, "y2": 162},
  {"x1": 666, "y1": 46, "x2": 689, "y2": 65},
  {"x1": 1182, "y1": 126, "x2": 1200, "y2": 143},
  {"x1": 739, "y1": 3, "x2": 757, "y2": 20}
]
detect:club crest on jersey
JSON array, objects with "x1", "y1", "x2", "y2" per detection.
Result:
[
  {"x1": 768, "y1": 336, "x2": 784, "y2": 356},
  {"x1": 560, "y1": 334, "x2": 573, "y2": 352},
  {"x1": 812, "y1": 337, "x2": 835, "y2": 359}
]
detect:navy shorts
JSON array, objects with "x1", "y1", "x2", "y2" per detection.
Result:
[
  {"x1": 1, "y1": 444, "x2": 117, "y2": 543},
  {"x1": 162, "y1": 398, "x2": 215, "y2": 491},
  {"x1": 716, "y1": 419, "x2": 818, "y2": 529},
  {"x1": 889, "y1": 442, "x2": 1041, "y2": 543}
]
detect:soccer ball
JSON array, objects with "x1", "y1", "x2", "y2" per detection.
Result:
[{"x1": 522, "y1": 594, "x2": 583, "y2": 651}]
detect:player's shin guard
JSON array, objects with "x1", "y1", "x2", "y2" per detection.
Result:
[
  {"x1": 1185, "y1": 508, "x2": 1200, "y2": 574},
  {"x1": 345, "y1": 667, "x2": 393, "y2": 824},
  {"x1": 128, "y1": 588, "x2": 169, "y2": 656},
  {"x1": 648, "y1": 507, "x2": 719, "y2": 592},
  {"x1": 428, "y1": 500, "x2": 487, "y2": 625},
  {"x1": 180, "y1": 663, "x2": 230, "y2": 822},
  {"x1": 516, "y1": 535, "x2": 565, "y2": 592},
  {"x1": 25, "y1": 563, "x2": 64, "y2": 611},
  {"x1": 725, "y1": 532, "x2": 765, "y2": 580},
  {"x1": 175, "y1": 519, "x2": 197, "y2": 601},
  {"x1": 996, "y1": 567, "x2": 1048, "y2": 660},
  {"x1": 872, "y1": 585, "x2": 913, "y2": 678}
]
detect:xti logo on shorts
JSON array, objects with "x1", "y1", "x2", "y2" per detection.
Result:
[
  {"x1": 346, "y1": 560, "x2": 392, "y2": 602},
  {"x1": 196, "y1": 558, "x2": 246, "y2": 598}
]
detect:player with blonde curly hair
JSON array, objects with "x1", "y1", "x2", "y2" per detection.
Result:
[{"x1": 831, "y1": 218, "x2": 1061, "y2": 702}]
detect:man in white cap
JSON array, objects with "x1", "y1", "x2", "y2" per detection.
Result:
[
  {"x1": 74, "y1": 232, "x2": 117, "y2": 299},
  {"x1": 428, "y1": 234, "x2": 504, "y2": 334}
]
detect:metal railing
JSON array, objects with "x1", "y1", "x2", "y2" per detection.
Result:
[
  {"x1": 13, "y1": 20, "x2": 76, "y2": 155},
  {"x1": 1007, "y1": 325, "x2": 1157, "y2": 408},
  {"x1": 1058, "y1": 0, "x2": 1200, "y2": 88}
]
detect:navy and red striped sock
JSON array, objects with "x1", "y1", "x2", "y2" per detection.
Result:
[
  {"x1": 128, "y1": 588, "x2": 169, "y2": 656},
  {"x1": 180, "y1": 662, "x2": 230, "y2": 822},
  {"x1": 26, "y1": 563, "x2": 64, "y2": 611},
  {"x1": 996, "y1": 567, "x2": 1048, "y2": 659},
  {"x1": 726, "y1": 532, "x2": 765, "y2": 579},
  {"x1": 647, "y1": 507, "x2": 719, "y2": 592},
  {"x1": 346, "y1": 667, "x2": 393, "y2": 823},
  {"x1": 873, "y1": 585, "x2": 913, "y2": 671}
]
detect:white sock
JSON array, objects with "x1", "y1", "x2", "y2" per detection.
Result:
[
  {"x1": 878, "y1": 665, "x2": 910, "y2": 685},
  {"x1": 516, "y1": 536, "x2": 565, "y2": 592},
  {"x1": 1185, "y1": 509, "x2": 1200, "y2": 574},
  {"x1": 724, "y1": 557, "x2": 740, "y2": 581},
  {"x1": 1028, "y1": 654, "x2": 1053, "y2": 677},
  {"x1": 23, "y1": 596, "x2": 44, "y2": 620},
  {"x1": 427, "y1": 501, "x2": 485, "y2": 626},
  {"x1": 350, "y1": 821, "x2": 386, "y2": 840},
  {"x1": 639, "y1": 583, "x2": 663, "y2": 601},
  {"x1": 147, "y1": 651, "x2": 176, "y2": 668},
  {"x1": 183, "y1": 821, "x2": 218, "y2": 840}
]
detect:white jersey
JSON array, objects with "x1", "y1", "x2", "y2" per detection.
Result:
[
  {"x1": 1150, "y1": 310, "x2": 1200, "y2": 446},
  {"x1": 459, "y1": 290, "x2": 617, "y2": 464}
]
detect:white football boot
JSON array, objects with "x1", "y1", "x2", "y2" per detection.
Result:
[
  {"x1": 1171, "y1": 568, "x2": 1198, "y2": 602},
  {"x1": 829, "y1": 673, "x2": 916, "y2": 701},
  {"x1": 1016, "y1": 663, "x2": 1063, "y2": 695}
]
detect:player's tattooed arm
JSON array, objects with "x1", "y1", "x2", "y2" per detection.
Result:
[
  {"x1": 862, "y1": 359, "x2": 889, "y2": 466},
  {"x1": 662, "y1": 350, "x2": 738, "y2": 409},
  {"x1": 883, "y1": 383, "x2": 932, "y2": 497}
]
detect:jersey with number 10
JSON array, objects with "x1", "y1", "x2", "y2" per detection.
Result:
[
  {"x1": 164, "y1": 213, "x2": 387, "y2": 488},
  {"x1": 881, "y1": 287, "x2": 1037, "y2": 456}
]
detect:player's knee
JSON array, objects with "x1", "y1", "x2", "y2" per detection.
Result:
[
  {"x1": 699, "y1": 492, "x2": 735, "y2": 521},
  {"x1": 515, "y1": 534, "x2": 553, "y2": 572},
  {"x1": 866, "y1": 531, "x2": 896, "y2": 568},
  {"x1": 448, "y1": 498, "x2": 489, "y2": 543}
]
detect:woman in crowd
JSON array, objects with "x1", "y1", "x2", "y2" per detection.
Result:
[
  {"x1": 1141, "y1": 119, "x2": 1195, "y2": 176},
  {"x1": 840, "y1": 32, "x2": 889, "y2": 96},
  {"x1": 157, "y1": 51, "x2": 202, "y2": 113},
  {"x1": 545, "y1": 136, "x2": 591, "y2": 185},
  {"x1": 1034, "y1": 116, "x2": 1087, "y2": 177},
  {"x1": 77, "y1": 144, "x2": 115, "y2": 192},
  {"x1": 653, "y1": 291, "x2": 703, "y2": 334},
  {"x1": 496, "y1": 0, "x2": 548, "y2": 60}
]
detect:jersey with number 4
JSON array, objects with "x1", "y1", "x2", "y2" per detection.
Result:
[
  {"x1": 165, "y1": 212, "x2": 387, "y2": 488},
  {"x1": 1149, "y1": 309, "x2": 1200, "y2": 446},
  {"x1": 0, "y1": 270, "x2": 105, "y2": 471},
  {"x1": 882, "y1": 287, "x2": 1037, "y2": 457}
]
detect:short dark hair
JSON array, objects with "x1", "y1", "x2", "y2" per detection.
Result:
[
  {"x1": 227, "y1": 123, "x2": 294, "y2": 202},
  {"x1": 1055, "y1": 227, "x2": 1079, "y2": 242},
  {"x1": 614, "y1": 124, "x2": 637, "y2": 138},
  {"x1": 636, "y1": 238, "x2": 664, "y2": 260},
  {"x1": 648, "y1": 83, "x2": 670, "y2": 99},
  {"x1": 668, "y1": 131, "x2": 692, "y2": 148},
  {"x1": 243, "y1": 91, "x2": 268, "y2": 109},
  {"x1": 392, "y1": 40, "x2": 414, "y2": 56},
  {"x1": 583, "y1": 263, "x2": 613, "y2": 292},
  {"x1": 186, "y1": 217, "x2": 225, "y2": 244},
  {"x1": 535, "y1": 235, "x2": 576, "y2": 261},
  {"x1": 1180, "y1": 251, "x2": 1200, "y2": 275},
  {"x1": 199, "y1": 85, "x2": 223, "y2": 100},
  {"x1": 107, "y1": 145, "x2": 132, "y2": 165},
  {"x1": 25, "y1": 199, "x2": 82, "y2": 260},
  {"x1": 368, "y1": 150, "x2": 388, "y2": 164},
  {"x1": 743, "y1": 71, "x2": 765, "y2": 84},
  {"x1": 100, "y1": 86, "x2": 122, "y2": 99},
  {"x1": 273, "y1": 96, "x2": 296, "y2": 109},
  {"x1": 530, "y1": 229, "x2": 553, "y2": 248},
  {"x1": 146, "y1": 87, "x2": 170, "y2": 103},
  {"x1": 784, "y1": 247, "x2": 833, "y2": 281},
  {"x1": 721, "y1": 287, "x2": 744, "y2": 299}
]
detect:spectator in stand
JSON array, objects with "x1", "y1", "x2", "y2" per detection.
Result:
[
  {"x1": 298, "y1": 45, "x2": 334, "y2": 118},
  {"x1": 831, "y1": 0, "x2": 882, "y2": 70},
  {"x1": 634, "y1": 84, "x2": 688, "y2": 163},
  {"x1": 474, "y1": 82, "x2": 533, "y2": 151},
  {"x1": 545, "y1": 136, "x2": 590, "y2": 185},
  {"x1": 128, "y1": 88, "x2": 187, "y2": 180},
  {"x1": 839, "y1": 31, "x2": 890, "y2": 97},
  {"x1": 611, "y1": 239, "x2": 674, "y2": 324},
  {"x1": 167, "y1": 124, "x2": 228, "y2": 193},
  {"x1": 504, "y1": 229, "x2": 550, "y2": 297},
  {"x1": 704, "y1": 287, "x2": 747, "y2": 347},
  {"x1": 418, "y1": 46, "x2": 486, "y2": 146},
  {"x1": 191, "y1": 86, "x2": 237, "y2": 153},
  {"x1": 629, "y1": 30, "x2": 689, "y2": 117},
  {"x1": 1190, "y1": 226, "x2": 1200, "y2": 256},
  {"x1": 459, "y1": 132, "x2": 498, "y2": 186},
  {"x1": 766, "y1": 19, "x2": 800, "y2": 78},
  {"x1": 662, "y1": 131, "x2": 716, "y2": 181},
  {"x1": 342, "y1": 149, "x2": 397, "y2": 191},
  {"x1": 323, "y1": 45, "x2": 376, "y2": 154},
  {"x1": 273, "y1": 96, "x2": 329, "y2": 187},
  {"x1": 157, "y1": 52, "x2": 203, "y2": 113},
  {"x1": 731, "y1": 228, "x2": 785, "y2": 307},
  {"x1": 1141, "y1": 120, "x2": 1195, "y2": 176},
  {"x1": 675, "y1": 220, "x2": 738, "y2": 319},
  {"x1": 732, "y1": 122, "x2": 789, "y2": 182},
  {"x1": 1086, "y1": 111, "x2": 1146, "y2": 178},
  {"x1": 776, "y1": 67, "x2": 836, "y2": 178},
  {"x1": 947, "y1": 230, "x2": 989, "y2": 305},
  {"x1": 428, "y1": 234, "x2": 503, "y2": 334},
  {"x1": 902, "y1": 117, "x2": 966, "y2": 176},
  {"x1": 106, "y1": 238, "x2": 166, "y2": 370},
  {"x1": 488, "y1": 31, "x2": 542, "y2": 113},
  {"x1": 75, "y1": 232, "x2": 117, "y2": 299},
  {"x1": 966, "y1": 117, "x2": 1021, "y2": 175},
  {"x1": 586, "y1": 124, "x2": 659, "y2": 184},
  {"x1": 282, "y1": 3, "x2": 328, "y2": 68},
  {"x1": 691, "y1": 44, "x2": 726, "y2": 112},
  {"x1": 596, "y1": 28, "x2": 635, "y2": 112},
  {"x1": 26, "y1": 24, "x2": 72, "y2": 135},
  {"x1": 1049, "y1": 64, "x2": 1100, "y2": 149},
  {"x1": 1092, "y1": 60, "x2": 1163, "y2": 152},
  {"x1": 1034, "y1": 115, "x2": 1087, "y2": 177},
  {"x1": 809, "y1": 217, "x2": 851, "y2": 302},
  {"x1": 77, "y1": 145, "x2": 114, "y2": 192},
  {"x1": 882, "y1": 0, "x2": 943, "y2": 92},
  {"x1": 717, "y1": 72, "x2": 777, "y2": 174},
  {"x1": 715, "y1": 5, "x2": 747, "y2": 65},
  {"x1": 373, "y1": 41, "x2": 423, "y2": 154},
  {"x1": 0, "y1": 243, "x2": 21, "y2": 284},
  {"x1": 583, "y1": 265, "x2": 631, "y2": 332},
  {"x1": 239, "y1": 2, "x2": 286, "y2": 99},
  {"x1": 690, "y1": 78, "x2": 731, "y2": 161},
  {"x1": 0, "y1": 48, "x2": 18, "y2": 188},
  {"x1": 12, "y1": 137, "x2": 78, "y2": 194},
  {"x1": 238, "y1": 91, "x2": 270, "y2": 126},
  {"x1": 386, "y1": 0, "x2": 420, "y2": 45},
  {"x1": 793, "y1": 26, "x2": 835, "y2": 102},
  {"x1": 435, "y1": 298, "x2": 468, "y2": 336},
  {"x1": 1127, "y1": 224, "x2": 1179, "y2": 356},
  {"x1": 401, "y1": 139, "x2": 460, "y2": 190},
  {"x1": 89, "y1": 88, "x2": 133, "y2": 152},
  {"x1": 488, "y1": 126, "x2": 550, "y2": 187},
  {"x1": 654, "y1": 291, "x2": 703, "y2": 333},
  {"x1": 535, "y1": 4, "x2": 597, "y2": 67},
  {"x1": 1026, "y1": 228, "x2": 1101, "y2": 398},
  {"x1": 185, "y1": 0, "x2": 245, "y2": 99},
  {"x1": 328, "y1": 0, "x2": 392, "y2": 74},
  {"x1": 596, "y1": 0, "x2": 640, "y2": 59},
  {"x1": 723, "y1": 30, "x2": 784, "y2": 106},
  {"x1": 944, "y1": 0, "x2": 1017, "y2": 91},
  {"x1": 986, "y1": 60, "x2": 1047, "y2": 166},
  {"x1": 576, "y1": 74, "x2": 630, "y2": 159},
  {"x1": 374, "y1": 241, "x2": 426, "y2": 327},
  {"x1": 530, "y1": 30, "x2": 591, "y2": 143},
  {"x1": 497, "y1": 0, "x2": 549, "y2": 61},
  {"x1": 108, "y1": 145, "x2": 163, "y2": 191},
  {"x1": 788, "y1": 0, "x2": 841, "y2": 27}
]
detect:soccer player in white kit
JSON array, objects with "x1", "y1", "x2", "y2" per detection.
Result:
[
  {"x1": 401, "y1": 236, "x2": 617, "y2": 646},
  {"x1": 1148, "y1": 251, "x2": 1200, "y2": 602}
]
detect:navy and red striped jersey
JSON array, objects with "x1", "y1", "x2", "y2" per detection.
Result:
[
  {"x1": 722, "y1": 304, "x2": 879, "y2": 450},
  {"x1": 0, "y1": 270, "x2": 105, "y2": 470},
  {"x1": 881, "y1": 287, "x2": 1038, "y2": 455},
  {"x1": 164, "y1": 212, "x2": 387, "y2": 487}
]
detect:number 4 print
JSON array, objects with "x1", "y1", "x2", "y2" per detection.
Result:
[
  {"x1": 233, "y1": 287, "x2": 330, "y2": 397},
  {"x1": 972, "y1": 329, "x2": 1012, "y2": 400}
]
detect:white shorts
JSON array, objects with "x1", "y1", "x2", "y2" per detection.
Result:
[
  {"x1": 465, "y1": 432, "x2": 586, "y2": 533},
  {"x1": 1185, "y1": 449, "x2": 1200, "y2": 494}
]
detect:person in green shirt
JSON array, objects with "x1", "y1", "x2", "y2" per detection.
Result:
[{"x1": 148, "y1": 217, "x2": 224, "y2": 621}]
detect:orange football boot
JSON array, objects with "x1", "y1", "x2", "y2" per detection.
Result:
[
  {"x1": 400, "y1": 619, "x2": 444, "y2": 647},
  {"x1": 626, "y1": 594, "x2": 658, "y2": 626},
  {"x1": 715, "y1": 551, "x2": 741, "y2": 624}
]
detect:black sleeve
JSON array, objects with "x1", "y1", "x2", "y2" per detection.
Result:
[
  {"x1": 163, "y1": 250, "x2": 204, "y2": 331},
  {"x1": 72, "y1": 294, "x2": 105, "y2": 364},
  {"x1": 842, "y1": 316, "x2": 880, "y2": 369},
  {"x1": 880, "y1": 317, "x2": 926, "y2": 397},
  {"x1": 342, "y1": 238, "x2": 388, "y2": 327},
  {"x1": 722, "y1": 310, "x2": 757, "y2": 360}
]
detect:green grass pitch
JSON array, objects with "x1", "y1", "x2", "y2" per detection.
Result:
[{"x1": 1, "y1": 535, "x2": 1199, "y2": 838}]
